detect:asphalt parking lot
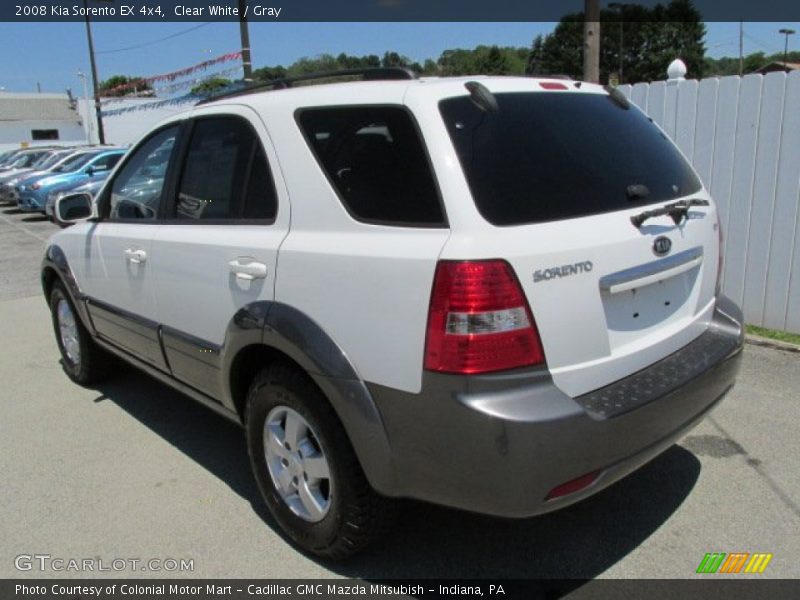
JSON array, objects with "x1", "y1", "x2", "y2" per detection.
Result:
[{"x1": 1, "y1": 205, "x2": 798, "y2": 581}]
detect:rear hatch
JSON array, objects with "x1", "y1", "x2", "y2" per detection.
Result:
[{"x1": 438, "y1": 85, "x2": 720, "y2": 397}]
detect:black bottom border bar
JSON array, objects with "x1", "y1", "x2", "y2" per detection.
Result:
[{"x1": 3, "y1": 579, "x2": 800, "y2": 600}]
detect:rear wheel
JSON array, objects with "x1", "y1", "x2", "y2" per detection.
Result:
[
  {"x1": 245, "y1": 363, "x2": 395, "y2": 559},
  {"x1": 49, "y1": 282, "x2": 113, "y2": 385}
]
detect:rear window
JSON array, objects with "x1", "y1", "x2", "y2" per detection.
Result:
[
  {"x1": 297, "y1": 106, "x2": 445, "y2": 227},
  {"x1": 439, "y1": 92, "x2": 702, "y2": 226}
]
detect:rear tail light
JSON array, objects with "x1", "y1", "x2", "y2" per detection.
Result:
[{"x1": 424, "y1": 260, "x2": 545, "y2": 374}]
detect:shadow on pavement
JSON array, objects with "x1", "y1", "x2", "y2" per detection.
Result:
[
  {"x1": 91, "y1": 364, "x2": 701, "y2": 581},
  {"x1": 21, "y1": 215, "x2": 49, "y2": 223}
]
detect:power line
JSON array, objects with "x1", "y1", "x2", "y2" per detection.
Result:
[
  {"x1": 95, "y1": 22, "x2": 214, "y2": 54},
  {"x1": 743, "y1": 32, "x2": 780, "y2": 54}
]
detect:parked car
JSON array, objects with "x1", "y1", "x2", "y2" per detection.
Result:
[
  {"x1": 45, "y1": 178, "x2": 106, "y2": 220},
  {"x1": 0, "y1": 149, "x2": 23, "y2": 166},
  {"x1": 0, "y1": 147, "x2": 55, "y2": 173},
  {"x1": 44, "y1": 70, "x2": 744, "y2": 559},
  {"x1": 0, "y1": 148, "x2": 79, "y2": 203},
  {"x1": 17, "y1": 149, "x2": 125, "y2": 213}
]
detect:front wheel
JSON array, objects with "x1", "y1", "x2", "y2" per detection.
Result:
[
  {"x1": 49, "y1": 282, "x2": 113, "y2": 385},
  {"x1": 245, "y1": 363, "x2": 395, "y2": 559}
]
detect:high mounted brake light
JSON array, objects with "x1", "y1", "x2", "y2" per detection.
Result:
[{"x1": 424, "y1": 260, "x2": 545, "y2": 374}]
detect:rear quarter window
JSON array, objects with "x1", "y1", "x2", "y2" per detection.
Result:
[
  {"x1": 439, "y1": 92, "x2": 702, "y2": 226},
  {"x1": 297, "y1": 106, "x2": 445, "y2": 227}
]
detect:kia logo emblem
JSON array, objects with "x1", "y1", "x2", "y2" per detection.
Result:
[{"x1": 653, "y1": 236, "x2": 672, "y2": 256}]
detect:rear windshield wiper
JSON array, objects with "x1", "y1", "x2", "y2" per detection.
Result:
[{"x1": 630, "y1": 198, "x2": 710, "y2": 228}]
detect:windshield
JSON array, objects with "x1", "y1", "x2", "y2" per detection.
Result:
[
  {"x1": 12, "y1": 152, "x2": 47, "y2": 169},
  {"x1": 439, "y1": 92, "x2": 702, "y2": 226},
  {"x1": 0, "y1": 150, "x2": 20, "y2": 165},
  {"x1": 53, "y1": 152, "x2": 97, "y2": 173},
  {"x1": 32, "y1": 151, "x2": 66, "y2": 170}
]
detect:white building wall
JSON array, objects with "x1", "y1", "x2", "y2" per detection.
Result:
[
  {"x1": 0, "y1": 119, "x2": 86, "y2": 151},
  {"x1": 78, "y1": 98, "x2": 196, "y2": 147}
]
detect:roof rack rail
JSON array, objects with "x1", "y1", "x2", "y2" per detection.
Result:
[{"x1": 196, "y1": 67, "x2": 419, "y2": 105}]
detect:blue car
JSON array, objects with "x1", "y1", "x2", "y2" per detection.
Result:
[{"x1": 17, "y1": 149, "x2": 125, "y2": 213}]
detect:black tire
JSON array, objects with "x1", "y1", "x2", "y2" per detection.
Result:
[
  {"x1": 245, "y1": 362, "x2": 395, "y2": 559},
  {"x1": 49, "y1": 281, "x2": 113, "y2": 385}
]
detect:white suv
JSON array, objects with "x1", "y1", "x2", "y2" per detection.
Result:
[{"x1": 44, "y1": 69, "x2": 744, "y2": 559}]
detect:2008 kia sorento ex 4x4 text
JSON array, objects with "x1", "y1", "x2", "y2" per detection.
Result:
[{"x1": 42, "y1": 70, "x2": 744, "y2": 559}]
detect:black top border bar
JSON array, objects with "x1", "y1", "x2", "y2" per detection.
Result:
[{"x1": 3, "y1": 0, "x2": 800, "y2": 22}]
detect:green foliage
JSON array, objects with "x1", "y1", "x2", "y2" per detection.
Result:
[
  {"x1": 705, "y1": 50, "x2": 800, "y2": 76},
  {"x1": 191, "y1": 77, "x2": 232, "y2": 95},
  {"x1": 99, "y1": 75, "x2": 151, "y2": 97},
  {"x1": 251, "y1": 65, "x2": 288, "y2": 82},
  {"x1": 527, "y1": 0, "x2": 706, "y2": 83},
  {"x1": 438, "y1": 45, "x2": 526, "y2": 76}
]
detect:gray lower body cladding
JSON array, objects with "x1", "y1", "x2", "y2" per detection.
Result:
[{"x1": 366, "y1": 295, "x2": 744, "y2": 518}]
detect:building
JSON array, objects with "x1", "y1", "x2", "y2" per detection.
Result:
[
  {"x1": 0, "y1": 92, "x2": 86, "y2": 151},
  {"x1": 754, "y1": 61, "x2": 800, "y2": 74}
]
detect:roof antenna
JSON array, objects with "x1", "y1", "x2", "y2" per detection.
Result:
[{"x1": 464, "y1": 81, "x2": 498, "y2": 113}]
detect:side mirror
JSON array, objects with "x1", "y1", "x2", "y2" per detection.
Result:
[
  {"x1": 85, "y1": 166, "x2": 95, "y2": 176},
  {"x1": 54, "y1": 193, "x2": 94, "y2": 226}
]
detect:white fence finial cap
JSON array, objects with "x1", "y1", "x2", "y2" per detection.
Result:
[{"x1": 667, "y1": 58, "x2": 687, "y2": 81}]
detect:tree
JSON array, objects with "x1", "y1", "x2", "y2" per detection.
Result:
[
  {"x1": 705, "y1": 50, "x2": 800, "y2": 76},
  {"x1": 191, "y1": 77, "x2": 232, "y2": 95},
  {"x1": 528, "y1": 0, "x2": 706, "y2": 83},
  {"x1": 99, "y1": 75, "x2": 152, "y2": 97},
  {"x1": 252, "y1": 65, "x2": 287, "y2": 82}
]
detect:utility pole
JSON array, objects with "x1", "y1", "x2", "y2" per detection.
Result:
[
  {"x1": 583, "y1": 0, "x2": 600, "y2": 83},
  {"x1": 609, "y1": 3, "x2": 628, "y2": 84},
  {"x1": 779, "y1": 28, "x2": 795, "y2": 71},
  {"x1": 78, "y1": 71, "x2": 93, "y2": 144},
  {"x1": 83, "y1": 0, "x2": 105, "y2": 144},
  {"x1": 238, "y1": 0, "x2": 253, "y2": 81},
  {"x1": 739, "y1": 21, "x2": 744, "y2": 76}
]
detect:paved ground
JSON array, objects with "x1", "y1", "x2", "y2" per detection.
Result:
[{"x1": 1, "y1": 205, "x2": 798, "y2": 581}]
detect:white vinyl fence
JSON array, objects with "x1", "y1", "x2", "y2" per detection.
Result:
[{"x1": 620, "y1": 71, "x2": 800, "y2": 333}]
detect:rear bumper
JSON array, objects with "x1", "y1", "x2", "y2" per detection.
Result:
[{"x1": 369, "y1": 295, "x2": 744, "y2": 517}]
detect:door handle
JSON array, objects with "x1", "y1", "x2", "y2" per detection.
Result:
[
  {"x1": 228, "y1": 258, "x2": 268, "y2": 281},
  {"x1": 124, "y1": 248, "x2": 147, "y2": 264}
]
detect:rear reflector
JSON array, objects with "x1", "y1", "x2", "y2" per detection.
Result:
[
  {"x1": 545, "y1": 471, "x2": 601, "y2": 501},
  {"x1": 539, "y1": 81, "x2": 569, "y2": 90},
  {"x1": 424, "y1": 260, "x2": 545, "y2": 374}
]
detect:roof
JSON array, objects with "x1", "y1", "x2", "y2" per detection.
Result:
[
  {"x1": 754, "y1": 61, "x2": 800, "y2": 74},
  {"x1": 0, "y1": 93, "x2": 81, "y2": 123},
  {"x1": 196, "y1": 76, "x2": 604, "y2": 114}
]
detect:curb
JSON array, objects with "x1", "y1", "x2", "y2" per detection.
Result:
[{"x1": 745, "y1": 334, "x2": 800, "y2": 354}]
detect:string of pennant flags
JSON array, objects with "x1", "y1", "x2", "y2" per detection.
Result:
[
  {"x1": 100, "y1": 65, "x2": 244, "y2": 104},
  {"x1": 98, "y1": 51, "x2": 246, "y2": 117},
  {"x1": 101, "y1": 51, "x2": 243, "y2": 96},
  {"x1": 100, "y1": 93, "x2": 203, "y2": 116}
]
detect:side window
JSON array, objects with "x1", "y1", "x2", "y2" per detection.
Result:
[
  {"x1": 90, "y1": 153, "x2": 122, "y2": 172},
  {"x1": 109, "y1": 127, "x2": 177, "y2": 221},
  {"x1": 173, "y1": 117, "x2": 277, "y2": 221},
  {"x1": 297, "y1": 107, "x2": 444, "y2": 226}
]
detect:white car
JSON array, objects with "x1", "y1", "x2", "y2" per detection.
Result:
[{"x1": 43, "y1": 69, "x2": 744, "y2": 559}]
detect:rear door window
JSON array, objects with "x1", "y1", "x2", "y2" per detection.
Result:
[
  {"x1": 172, "y1": 116, "x2": 277, "y2": 221},
  {"x1": 439, "y1": 92, "x2": 702, "y2": 226},
  {"x1": 297, "y1": 107, "x2": 445, "y2": 227}
]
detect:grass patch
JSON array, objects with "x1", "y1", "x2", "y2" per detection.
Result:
[{"x1": 746, "y1": 324, "x2": 800, "y2": 346}]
